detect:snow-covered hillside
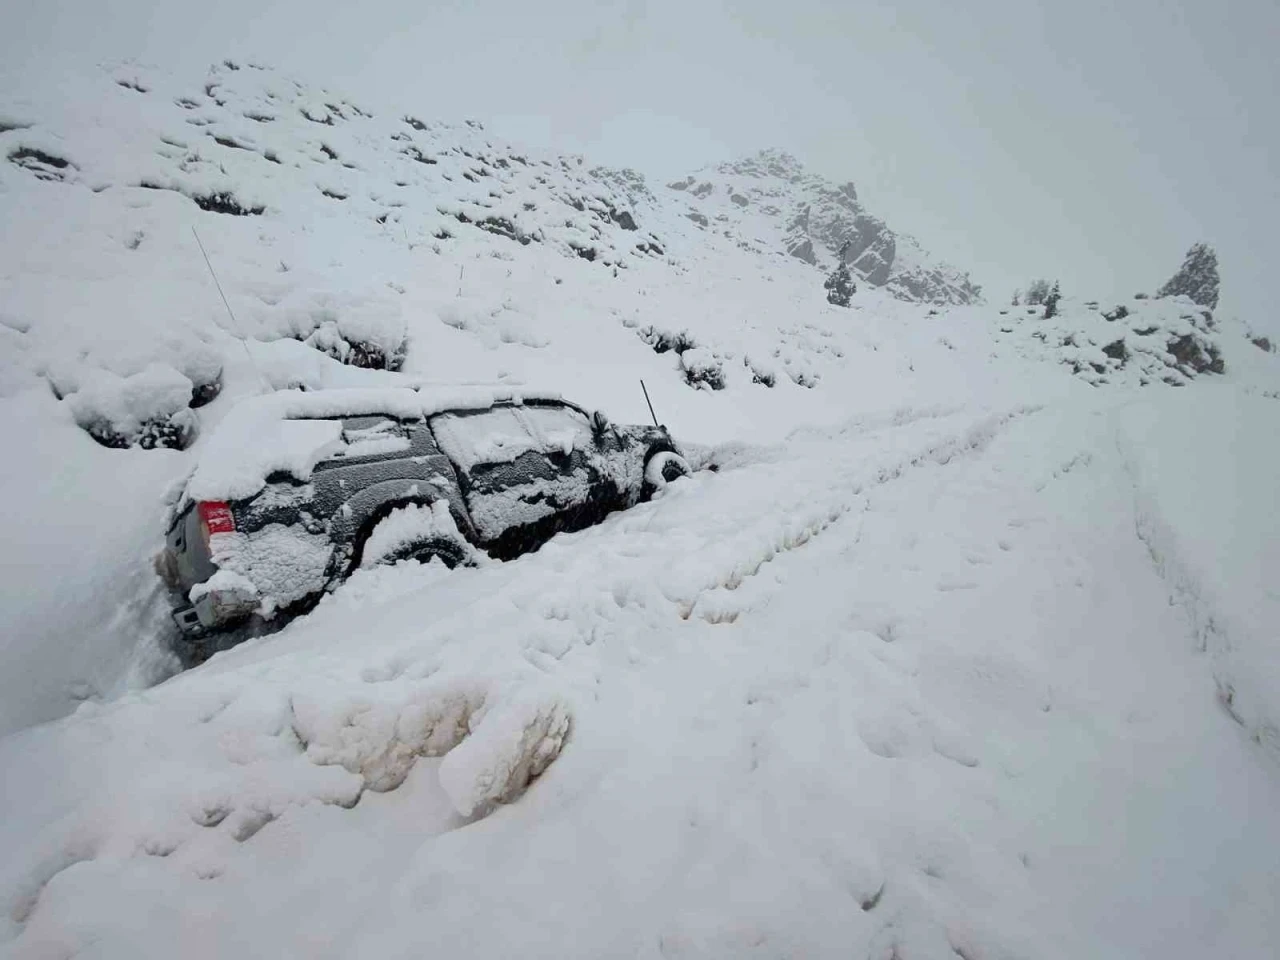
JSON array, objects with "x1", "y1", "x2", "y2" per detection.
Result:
[{"x1": 2, "y1": 60, "x2": 1279, "y2": 959}]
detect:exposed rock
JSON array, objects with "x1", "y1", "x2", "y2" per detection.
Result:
[
  {"x1": 1167, "y1": 333, "x2": 1224, "y2": 375},
  {"x1": 8, "y1": 146, "x2": 74, "y2": 182},
  {"x1": 677, "y1": 149, "x2": 980, "y2": 305},
  {"x1": 785, "y1": 205, "x2": 817, "y2": 264},
  {"x1": 1102, "y1": 339, "x2": 1128, "y2": 362}
]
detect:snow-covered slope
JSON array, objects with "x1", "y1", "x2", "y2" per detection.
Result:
[{"x1": 2, "y1": 60, "x2": 1279, "y2": 959}]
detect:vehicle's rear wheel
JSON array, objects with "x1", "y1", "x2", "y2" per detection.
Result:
[
  {"x1": 642, "y1": 450, "x2": 692, "y2": 499},
  {"x1": 374, "y1": 536, "x2": 469, "y2": 569},
  {"x1": 358, "y1": 501, "x2": 475, "y2": 571}
]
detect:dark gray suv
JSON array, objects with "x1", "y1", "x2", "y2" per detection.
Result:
[{"x1": 155, "y1": 387, "x2": 689, "y2": 659}]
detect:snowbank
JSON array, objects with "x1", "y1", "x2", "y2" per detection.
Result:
[{"x1": 1116, "y1": 387, "x2": 1280, "y2": 753}]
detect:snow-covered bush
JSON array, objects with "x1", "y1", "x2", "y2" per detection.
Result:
[
  {"x1": 261, "y1": 290, "x2": 409, "y2": 371},
  {"x1": 1043, "y1": 281, "x2": 1062, "y2": 319},
  {"x1": 824, "y1": 251, "x2": 855, "y2": 307},
  {"x1": 680, "y1": 347, "x2": 726, "y2": 390},
  {"x1": 1024, "y1": 278, "x2": 1051, "y2": 305},
  {"x1": 66, "y1": 363, "x2": 198, "y2": 449},
  {"x1": 171, "y1": 343, "x2": 224, "y2": 407},
  {"x1": 637, "y1": 325, "x2": 696, "y2": 356}
]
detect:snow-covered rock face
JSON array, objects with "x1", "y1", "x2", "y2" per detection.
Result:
[
  {"x1": 668, "y1": 148, "x2": 983, "y2": 305},
  {"x1": 993, "y1": 293, "x2": 1229, "y2": 387}
]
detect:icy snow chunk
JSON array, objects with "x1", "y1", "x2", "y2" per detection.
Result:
[
  {"x1": 292, "y1": 672, "x2": 569, "y2": 814},
  {"x1": 438, "y1": 685, "x2": 571, "y2": 816},
  {"x1": 189, "y1": 568, "x2": 258, "y2": 604}
]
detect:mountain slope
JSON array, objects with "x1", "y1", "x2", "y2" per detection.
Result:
[{"x1": 1, "y1": 59, "x2": 1279, "y2": 960}]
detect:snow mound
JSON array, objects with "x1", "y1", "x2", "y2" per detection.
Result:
[
  {"x1": 993, "y1": 293, "x2": 1230, "y2": 386},
  {"x1": 66, "y1": 362, "x2": 197, "y2": 449}
]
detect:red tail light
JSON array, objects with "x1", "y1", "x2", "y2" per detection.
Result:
[{"x1": 197, "y1": 501, "x2": 235, "y2": 543}]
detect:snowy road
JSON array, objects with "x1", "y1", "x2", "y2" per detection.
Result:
[{"x1": 3, "y1": 394, "x2": 1279, "y2": 959}]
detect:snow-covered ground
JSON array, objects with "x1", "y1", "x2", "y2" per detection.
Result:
[{"x1": 2, "y1": 60, "x2": 1279, "y2": 958}]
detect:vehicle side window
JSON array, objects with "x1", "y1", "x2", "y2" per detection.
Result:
[
  {"x1": 320, "y1": 416, "x2": 411, "y2": 462},
  {"x1": 517, "y1": 404, "x2": 592, "y2": 457},
  {"x1": 431, "y1": 404, "x2": 594, "y2": 473},
  {"x1": 431, "y1": 407, "x2": 534, "y2": 473}
]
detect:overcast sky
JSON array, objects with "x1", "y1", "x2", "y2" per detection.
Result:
[{"x1": 7, "y1": 0, "x2": 1278, "y2": 327}]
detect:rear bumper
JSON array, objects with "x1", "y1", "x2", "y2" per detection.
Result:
[{"x1": 172, "y1": 584, "x2": 259, "y2": 637}]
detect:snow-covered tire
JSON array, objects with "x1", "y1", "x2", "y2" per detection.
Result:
[
  {"x1": 358, "y1": 501, "x2": 474, "y2": 570},
  {"x1": 642, "y1": 451, "x2": 692, "y2": 499}
]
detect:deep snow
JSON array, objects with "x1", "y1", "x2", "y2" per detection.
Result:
[{"x1": 2, "y1": 59, "x2": 1279, "y2": 959}]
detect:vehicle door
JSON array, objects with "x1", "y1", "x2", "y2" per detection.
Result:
[{"x1": 428, "y1": 403, "x2": 604, "y2": 553}]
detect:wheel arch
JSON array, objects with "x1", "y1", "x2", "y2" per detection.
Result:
[{"x1": 328, "y1": 478, "x2": 474, "y2": 577}]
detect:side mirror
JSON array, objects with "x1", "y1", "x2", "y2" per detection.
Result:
[{"x1": 591, "y1": 410, "x2": 610, "y2": 434}]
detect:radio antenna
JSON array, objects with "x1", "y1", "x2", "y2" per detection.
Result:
[
  {"x1": 192, "y1": 226, "x2": 270, "y2": 391},
  {"x1": 640, "y1": 379, "x2": 659, "y2": 427}
]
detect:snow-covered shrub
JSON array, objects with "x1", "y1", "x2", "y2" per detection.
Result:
[
  {"x1": 824, "y1": 247, "x2": 855, "y2": 307},
  {"x1": 637, "y1": 325, "x2": 696, "y2": 355},
  {"x1": 1043, "y1": 281, "x2": 1062, "y2": 319},
  {"x1": 67, "y1": 363, "x2": 198, "y2": 449},
  {"x1": 269, "y1": 291, "x2": 408, "y2": 371},
  {"x1": 1024, "y1": 278, "x2": 1051, "y2": 305},
  {"x1": 301, "y1": 321, "x2": 407, "y2": 371},
  {"x1": 680, "y1": 347, "x2": 726, "y2": 390},
  {"x1": 745, "y1": 357, "x2": 777, "y2": 387},
  {"x1": 1167, "y1": 333, "x2": 1224, "y2": 375},
  {"x1": 170, "y1": 342, "x2": 224, "y2": 407}
]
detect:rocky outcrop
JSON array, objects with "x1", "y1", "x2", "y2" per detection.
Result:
[{"x1": 670, "y1": 148, "x2": 981, "y2": 305}]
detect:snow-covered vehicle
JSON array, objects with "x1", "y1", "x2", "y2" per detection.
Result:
[{"x1": 155, "y1": 387, "x2": 689, "y2": 656}]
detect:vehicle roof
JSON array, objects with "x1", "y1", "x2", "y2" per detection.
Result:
[{"x1": 186, "y1": 386, "x2": 570, "y2": 502}]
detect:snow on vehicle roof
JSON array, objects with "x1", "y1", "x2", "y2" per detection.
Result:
[{"x1": 186, "y1": 386, "x2": 562, "y2": 501}]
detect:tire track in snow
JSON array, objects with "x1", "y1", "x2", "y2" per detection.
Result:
[
  {"x1": 681, "y1": 405, "x2": 1041, "y2": 625},
  {"x1": 1114, "y1": 427, "x2": 1280, "y2": 757}
]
